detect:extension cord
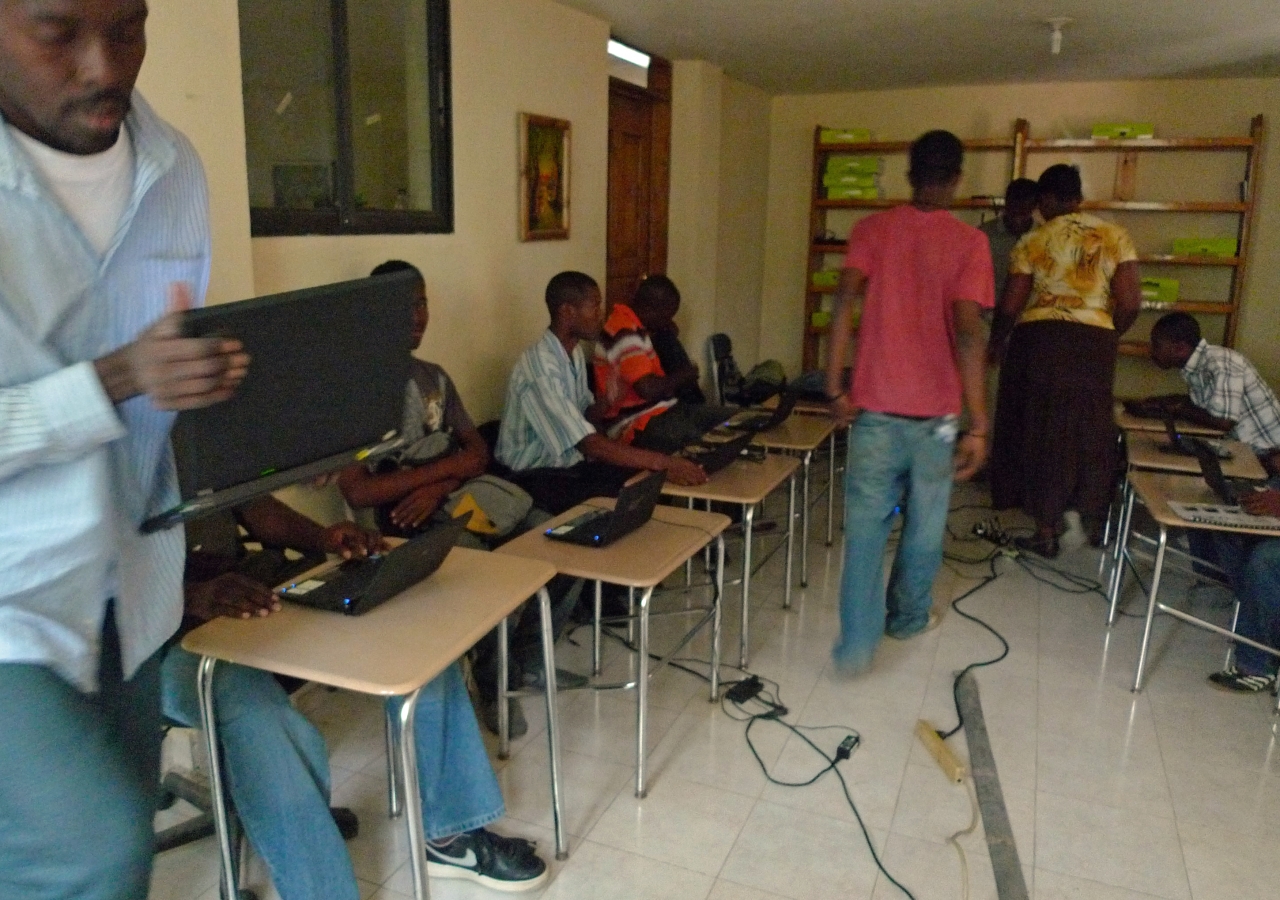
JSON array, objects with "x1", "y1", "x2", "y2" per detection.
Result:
[{"x1": 970, "y1": 518, "x2": 1011, "y2": 547}]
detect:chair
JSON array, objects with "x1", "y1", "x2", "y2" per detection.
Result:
[{"x1": 707, "y1": 333, "x2": 745, "y2": 406}]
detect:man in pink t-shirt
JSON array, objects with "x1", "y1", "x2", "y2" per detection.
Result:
[{"x1": 823, "y1": 130, "x2": 993, "y2": 675}]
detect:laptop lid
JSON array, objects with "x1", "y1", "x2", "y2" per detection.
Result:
[
  {"x1": 726, "y1": 392, "x2": 797, "y2": 433},
  {"x1": 684, "y1": 430, "x2": 753, "y2": 474},
  {"x1": 599, "y1": 469, "x2": 667, "y2": 543},
  {"x1": 1192, "y1": 438, "x2": 1237, "y2": 505},
  {"x1": 143, "y1": 271, "x2": 419, "y2": 533}
]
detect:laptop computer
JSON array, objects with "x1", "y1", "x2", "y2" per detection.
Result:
[
  {"x1": 277, "y1": 514, "x2": 469, "y2": 615},
  {"x1": 721, "y1": 392, "x2": 798, "y2": 433},
  {"x1": 142, "y1": 271, "x2": 420, "y2": 533},
  {"x1": 681, "y1": 430, "x2": 755, "y2": 475},
  {"x1": 544, "y1": 470, "x2": 666, "y2": 547},
  {"x1": 1167, "y1": 440, "x2": 1280, "y2": 531},
  {"x1": 1159, "y1": 418, "x2": 1232, "y2": 459}
]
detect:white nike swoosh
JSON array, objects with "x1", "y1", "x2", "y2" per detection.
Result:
[{"x1": 429, "y1": 845, "x2": 477, "y2": 868}]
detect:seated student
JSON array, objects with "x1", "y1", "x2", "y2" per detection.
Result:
[
  {"x1": 338, "y1": 261, "x2": 583, "y2": 739},
  {"x1": 593, "y1": 281, "x2": 736, "y2": 454},
  {"x1": 496, "y1": 271, "x2": 707, "y2": 516},
  {"x1": 633, "y1": 275, "x2": 705, "y2": 405},
  {"x1": 162, "y1": 495, "x2": 549, "y2": 898},
  {"x1": 1196, "y1": 489, "x2": 1280, "y2": 693},
  {"x1": 1134, "y1": 312, "x2": 1280, "y2": 473}
]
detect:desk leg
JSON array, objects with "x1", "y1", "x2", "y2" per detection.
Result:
[
  {"x1": 784, "y1": 474, "x2": 796, "y2": 606},
  {"x1": 1107, "y1": 480, "x2": 1136, "y2": 626},
  {"x1": 385, "y1": 704, "x2": 402, "y2": 818},
  {"x1": 592, "y1": 580, "x2": 603, "y2": 676},
  {"x1": 710, "y1": 535, "x2": 725, "y2": 702},
  {"x1": 826, "y1": 430, "x2": 836, "y2": 546},
  {"x1": 685, "y1": 498, "x2": 694, "y2": 586},
  {"x1": 396, "y1": 686, "x2": 431, "y2": 900},
  {"x1": 196, "y1": 656, "x2": 240, "y2": 900},
  {"x1": 535, "y1": 586, "x2": 568, "y2": 860},
  {"x1": 740, "y1": 503, "x2": 755, "y2": 668},
  {"x1": 498, "y1": 615, "x2": 510, "y2": 760},
  {"x1": 1132, "y1": 526, "x2": 1169, "y2": 693},
  {"x1": 635, "y1": 586, "x2": 656, "y2": 799},
  {"x1": 800, "y1": 449, "x2": 812, "y2": 587}
]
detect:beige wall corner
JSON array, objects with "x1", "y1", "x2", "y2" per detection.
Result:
[
  {"x1": 715, "y1": 77, "x2": 771, "y2": 372},
  {"x1": 137, "y1": 0, "x2": 255, "y2": 305},
  {"x1": 669, "y1": 60, "x2": 725, "y2": 391}
]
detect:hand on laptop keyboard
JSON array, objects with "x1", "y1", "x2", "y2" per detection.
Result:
[
  {"x1": 186, "y1": 572, "x2": 281, "y2": 622},
  {"x1": 1241, "y1": 489, "x2": 1280, "y2": 518}
]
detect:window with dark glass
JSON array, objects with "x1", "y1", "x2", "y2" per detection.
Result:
[{"x1": 239, "y1": 0, "x2": 453, "y2": 235}]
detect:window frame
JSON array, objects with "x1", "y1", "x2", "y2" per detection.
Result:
[{"x1": 246, "y1": 0, "x2": 454, "y2": 236}]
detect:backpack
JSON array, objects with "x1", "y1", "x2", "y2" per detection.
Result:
[{"x1": 740, "y1": 360, "x2": 786, "y2": 404}]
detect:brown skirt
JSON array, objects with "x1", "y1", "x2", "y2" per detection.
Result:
[{"x1": 990, "y1": 320, "x2": 1119, "y2": 526}]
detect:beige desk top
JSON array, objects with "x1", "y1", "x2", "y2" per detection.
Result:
[
  {"x1": 1114, "y1": 402, "x2": 1226, "y2": 437},
  {"x1": 495, "y1": 501, "x2": 729, "y2": 589},
  {"x1": 182, "y1": 547, "x2": 556, "y2": 697},
  {"x1": 1125, "y1": 432, "x2": 1267, "y2": 480},
  {"x1": 1129, "y1": 471, "x2": 1280, "y2": 537},
  {"x1": 754, "y1": 414, "x2": 837, "y2": 451},
  {"x1": 762, "y1": 395, "x2": 832, "y2": 416},
  {"x1": 661, "y1": 453, "x2": 801, "y2": 505}
]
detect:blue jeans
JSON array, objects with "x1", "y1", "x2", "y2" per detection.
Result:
[
  {"x1": 1201, "y1": 534, "x2": 1280, "y2": 676},
  {"x1": 834, "y1": 412, "x2": 957, "y2": 673},
  {"x1": 0, "y1": 607, "x2": 162, "y2": 900},
  {"x1": 162, "y1": 650, "x2": 504, "y2": 900}
]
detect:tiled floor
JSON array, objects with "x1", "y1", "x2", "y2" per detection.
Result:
[{"x1": 150, "y1": 480, "x2": 1280, "y2": 900}]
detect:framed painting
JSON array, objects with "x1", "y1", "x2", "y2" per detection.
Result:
[{"x1": 519, "y1": 113, "x2": 571, "y2": 240}]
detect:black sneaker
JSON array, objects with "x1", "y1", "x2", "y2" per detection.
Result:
[
  {"x1": 1208, "y1": 667, "x2": 1277, "y2": 694},
  {"x1": 425, "y1": 828, "x2": 548, "y2": 892},
  {"x1": 330, "y1": 807, "x2": 359, "y2": 840}
]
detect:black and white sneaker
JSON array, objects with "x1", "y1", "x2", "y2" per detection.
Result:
[
  {"x1": 425, "y1": 828, "x2": 548, "y2": 892},
  {"x1": 1208, "y1": 667, "x2": 1277, "y2": 694}
]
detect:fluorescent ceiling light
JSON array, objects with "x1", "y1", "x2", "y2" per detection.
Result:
[{"x1": 608, "y1": 39, "x2": 650, "y2": 69}]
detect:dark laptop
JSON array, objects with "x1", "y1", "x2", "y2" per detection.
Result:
[
  {"x1": 544, "y1": 470, "x2": 666, "y2": 547},
  {"x1": 721, "y1": 392, "x2": 798, "y2": 434},
  {"x1": 1167, "y1": 440, "x2": 1280, "y2": 531},
  {"x1": 277, "y1": 514, "x2": 469, "y2": 615},
  {"x1": 681, "y1": 431, "x2": 755, "y2": 475},
  {"x1": 1192, "y1": 439, "x2": 1248, "y2": 505},
  {"x1": 1159, "y1": 418, "x2": 1232, "y2": 460},
  {"x1": 142, "y1": 271, "x2": 420, "y2": 533}
]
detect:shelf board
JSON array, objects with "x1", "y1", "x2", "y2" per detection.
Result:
[
  {"x1": 815, "y1": 197, "x2": 1001, "y2": 210},
  {"x1": 812, "y1": 241, "x2": 846, "y2": 254},
  {"x1": 1080, "y1": 199, "x2": 1247, "y2": 213},
  {"x1": 808, "y1": 284, "x2": 837, "y2": 294},
  {"x1": 1140, "y1": 301, "x2": 1233, "y2": 314},
  {"x1": 816, "y1": 138, "x2": 1014, "y2": 153},
  {"x1": 1025, "y1": 137, "x2": 1255, "y2": 152},
  {"x1": 1139, "y1": 253, "x2": 1241, "y2": 267}
]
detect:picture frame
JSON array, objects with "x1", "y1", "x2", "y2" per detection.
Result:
[{"x1": 519, "y1": 113, "x2": 571, "y2": 240}]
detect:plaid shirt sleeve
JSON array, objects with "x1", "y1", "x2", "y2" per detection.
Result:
[{"x1": 1188, "y1": 344, "x2": 1280, "y2": 450}]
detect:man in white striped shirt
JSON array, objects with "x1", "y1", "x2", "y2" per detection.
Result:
[
  {"x1": 0, "y1": 2, "x2": 246, "y2": 896},
  {"x1": 496, "y1": 271, "x2": 706, "y2": 515}
]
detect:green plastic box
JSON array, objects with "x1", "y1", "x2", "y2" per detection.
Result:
[
  {"x1": 819, "y1": 127, "x2": 872, "y2": 144},
  {"x1": 1091, "y1": 122, "x2": 1155, "y2": 139},
  {"x1": 826, "y1": 185, "x2": 880, "y2": 201},
  {"x1": 1141, "y1": 277, "x2": 1179, "y2": 304},
  {"x1": 810, "y1": 310, "x2": 832, "y2": 329},
  {"x1": 825, "y1": 155, "x2": 881, "y2": 176},
  {"x1": 822, "y1": 172, "x2": 879, "y2": 189},
  {"x1": 811, "y1": 270, "x2": 840, "y2": 289},
  {"x1": 1172, "y1": 237, "x2": 1238, "y2": 258}
]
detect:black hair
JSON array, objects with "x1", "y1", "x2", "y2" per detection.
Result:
[
  {"x1": 1151, "y1": 312, "x2": 1202, "y2": 347},
  {"x1": 908, "y1": 130, "x2": 963, "y2": 187},
  {"x1": 1005, "y1": 177, "x2": 1039, "y2": 204},
  {"x1": 371, "y1": 259, "x2": 423, "y2": 280},
  {"x1": 545, "y1": 271, "x2": 598, "y2": 322},
  {"x1": 1037, "y1": 164, "x2": 1083, "y2": 202},
  {"x1": 632, "y1": 275, "x2": 680, "y2": 314}
]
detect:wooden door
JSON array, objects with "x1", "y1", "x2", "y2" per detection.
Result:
[{"x1": 606, "y1": 59, "x2": 670, "y2": 310}]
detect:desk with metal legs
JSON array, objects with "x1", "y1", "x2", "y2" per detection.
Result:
[
  {"x1": 753, "y1": 413, "x2": 838, "y2": 588},
  {"x1": 495, "y1": 502, "x2": 728, "y2": 798},
  {"x1": 1106, "y1": 433, "x2": 1266, "y2": 622},
  {"x1": 182, "y1": 548, "x2": 562, "y2": 900},
  {"x1": 1122, "y1": 472, "x2": 1280, "y2": 707},
  {"x1": 661, "y1": 454, "x2": 800, "y2": 668},
  {"x1": 1113, "y1": 403, "x2": 1228, "y2": 437}
]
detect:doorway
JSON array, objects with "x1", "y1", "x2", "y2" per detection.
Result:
[{"x1": 606, "y1": 56, "x2": 671, "y2": 310}]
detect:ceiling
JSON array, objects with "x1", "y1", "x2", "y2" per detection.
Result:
[{"x1": 558, "y1": 0, "x2": 1280, "y2": 93}]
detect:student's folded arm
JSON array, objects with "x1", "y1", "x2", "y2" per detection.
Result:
[
  {"x1": 337, "y1": 460, "x2": 444, "y2": 510},
  {"x1": 0, "y1": 364, "x2": 126, "y2": 482},
  {"x1": 632, "y1": 370, "x2": 697, "y2": 404}
]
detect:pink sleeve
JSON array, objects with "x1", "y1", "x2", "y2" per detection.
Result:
[
  {"x1": 956, "y1": 232, "x2": 996, "y2": 309},
  {"x1": 843, "y1": 216, "x2": 875, "y2": 276}
]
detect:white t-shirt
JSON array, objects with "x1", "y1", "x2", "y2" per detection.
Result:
[{"x1": 8, "y1": 125, "x2": 135, "y2": 257}]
